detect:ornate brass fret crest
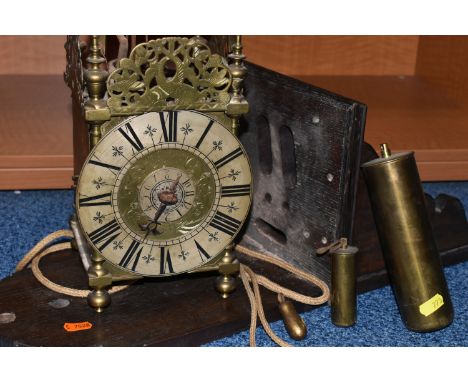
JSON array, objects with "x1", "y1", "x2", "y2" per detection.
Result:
[{"x1": 107, "y1": 37, "x2": 233, "y2": 115}]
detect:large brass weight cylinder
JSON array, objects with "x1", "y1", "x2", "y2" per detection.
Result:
[{"x1": 361, "y1": 144, "x2": 453, "y2": 332}]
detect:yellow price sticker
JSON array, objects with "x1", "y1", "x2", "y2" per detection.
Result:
[{"x1": 419, "y1": 294, "x2": 444, "y2": 317}]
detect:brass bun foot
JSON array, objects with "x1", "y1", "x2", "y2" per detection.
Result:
[
  {"x1": 215, "y1": 243, "x2": 238, "y2": 298},
  {"x1": 215, "y1": 274, "x2": 237, "y2": 299},
  {"x1": 87, "y1": 289, "x2": 111, "y2": 313}
]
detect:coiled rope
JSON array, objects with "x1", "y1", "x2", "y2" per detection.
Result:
[
  {"x1": 15, "y1": 230, "x2": 129, "y2": 297},
  {"x1": 17, "y1": 231, "x2": 329, "y2": 346}
]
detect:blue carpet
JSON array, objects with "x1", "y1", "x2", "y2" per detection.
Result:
[
  {"x1": 0, "y1": 189, "x2": 74, "y2": 279},
  {"x1": 206, "y1": 261, "x2": 467, "y2": 347},
  {"x1": 0, "y1": 182, "x2": 467, "y2": 346}
]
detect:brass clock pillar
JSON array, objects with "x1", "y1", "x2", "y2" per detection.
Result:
[
  {"x1": 83, "y1": 36, "x2": 113, "y2": 311},
  {"x1": 216, "y1": 36, "x2": 248, "y2": 297}
]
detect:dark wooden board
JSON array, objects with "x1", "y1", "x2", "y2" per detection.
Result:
[
  {"x1": 239, "y1": 62, "x2": 366, "y2": 284},
  {"x1": 0, "y1": 248, "x2": 316, "y2": 347}
]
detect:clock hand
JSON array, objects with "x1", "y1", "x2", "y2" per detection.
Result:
[
  {"x1": 153, "y1": 202, "x2": 167, "y2": 221},
  {"x1": 140, "y1": 203, "x2": 167, "y2": 240},
  {"x1": 169, "y1": 174, "x2": 182, "y2": 193},
  {"x1": 140, "y1": 174, "x2": 182, "y2": 239},
  {"x1": 157, "y1": 174, "x2": 181, "y2": 206}
]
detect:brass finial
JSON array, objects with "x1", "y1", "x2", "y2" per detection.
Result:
[
  {"x1": 226, "y1": 35, "x2": 249, "y2": 136},
  {"x1": 228, "y1": 36, "x2": 246, "y2": 99},
  {"x1": 380, "y1": 143, "x2": 392, "y2": 158},
  {"x1": 84, "y1": 35, "x2": 108, "y2": 103},
  {"x1": 84, "y1": 36, "x2": 109, "y2": 150}
]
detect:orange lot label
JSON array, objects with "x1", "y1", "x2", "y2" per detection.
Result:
[{"x1": 64, "y1": 322, "x2": 93, "y2": 332}]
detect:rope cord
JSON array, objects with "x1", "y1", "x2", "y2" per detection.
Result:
[
  {"x1": 15, "y1": 229, "x2": 73, "y2": 272},
  {"x1": 16, "y1": 230, "x2": 129, "y2": 297},
  {"x1": 235, "y1": 244, "x2": 329, "y2": 347},
  {"x1": 17, "y1": 231, "x2": 329, "y2": 347}
]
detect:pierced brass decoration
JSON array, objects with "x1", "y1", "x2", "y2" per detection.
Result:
[
  {"x1": 64, "y1": 36, "x2": 85, "y2": 107},
  {"x1": 107, "y1": 37, "x2": 232, "y2": 115}
]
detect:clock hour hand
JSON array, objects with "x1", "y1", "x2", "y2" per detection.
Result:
[
  {"x1": 140, "y1": 203, "x2": 166, "y2": 239},
  {"x1": 157, "y1": 174, "x2": 181, "y2": 206},
  {"x1": 140, "y1": 174, "x2": 181, "y2": 239},
  {"x1": 153, "y1": 202, "x2": 167, "y2": 221}
]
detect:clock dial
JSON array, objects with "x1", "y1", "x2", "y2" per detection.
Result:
[
  {"x1": 77, "y1": 111, "x2": 252, "y2": 277},
  {"x1": 138, "y1": 167, "x2": 196, "y2": 223}
]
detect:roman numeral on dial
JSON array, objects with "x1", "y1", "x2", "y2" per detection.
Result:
[
  {"x1": 88, "y1": 160, "x2": 121, "y2": 173},
  {"x1": 214, "y1": 147, "x2": 243, "y2": 169},
  {"x1": 88, "y1": 218, "x2": 121, "y2": 251},
  {"x1": 195, "y1": 240, "x2": 211, "y2": 261},
  {"x1": 221, "y1": 184, "x2": 251, "y2": 198},
  {"x1": 119, "y1": 239, "x2": 143, "y2": 271},
  {"x1": 118, "y1": 123, "x2": 144, "y2": 152},
  {"x1": 159, "y1": 111, "x2": 178, "y2": 142},
  {"x1": 79, "y1": 192, "x2": 112, "y2": 207},
  {"x1": 209, "y1": 211, "x2": 242, "y2": 236},
  {"x1": 160, "y1": 247, "x2": 174, "y2": 274},
  {"x1": 195, "y1": 120, "x2": 214, "y2": 149}
]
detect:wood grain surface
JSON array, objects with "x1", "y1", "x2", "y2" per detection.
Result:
[
  {"x1": 0, "y1": 36, "x2": 66, "y2": 75},
  {"x1": 0, "y1": 75, "x2": 73, "y2": 189},
  {"x1": 244, "y1": 36, "x2": 419, "y2": 76},
  {"x1": 0, "y1": 248, "x2": 312, "y2": 346},
  {"x1": 298, "y1": 75, "x2": 468, "y2": 181},
  {"x1": 0, "y1": 36, "x2": 418, "y2": 77},
  {"x1": 239, "y1": 62, "x2": 366, "y2": 282},
  {"x1": 0, "y1": 168, "x2": 72, "y2": 189},
  {"x1": 416, "y1": 36, "x2": 468, "y2": 106},
  {"x1": 1, "y1": 36, "x2": 468, "y2": 188}
]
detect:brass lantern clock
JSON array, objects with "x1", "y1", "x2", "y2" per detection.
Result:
[{"x1": 65, "y1": 35, "x2": 252, "y2": 311}]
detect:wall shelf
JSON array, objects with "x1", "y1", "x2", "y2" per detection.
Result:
[
  {"x1": 0, "y1": 36, "x2": 467, "y2": 189},
  {"x1": 0, "y1": 75, "x2": 73, "y2": 189},
  {"x1": 298, "y1": 75, "x2": 468, "y2": 181}
]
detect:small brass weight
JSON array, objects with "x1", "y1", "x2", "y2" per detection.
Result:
[
  {"x1": 318, "y1": 238, "x2": 358, "y2": 327},
  {"x1": 278, "y1": 295, "x2": 308, "y2": 340}
]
